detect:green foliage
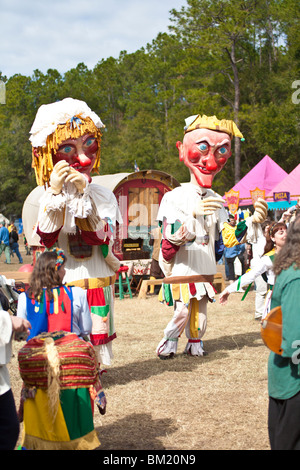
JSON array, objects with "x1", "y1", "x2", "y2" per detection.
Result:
[{"x1": 0, "y1": 0, "x2": 298, "y2": 218}]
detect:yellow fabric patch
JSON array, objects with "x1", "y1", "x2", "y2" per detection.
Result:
[
  {"x1": 23, "y1": 389, "x2": 70, "y2": 442},
  {"x1": 189, "y1": 298, "x2": 199, "y2": 338},
  {"x1": 222, "y1": 223, "x2": 238, "y2": 248},
  {"x1": 180, "y1": 284, "x2": 190, "y2": 304}
]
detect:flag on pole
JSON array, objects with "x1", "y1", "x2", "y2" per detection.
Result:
[{"x1": 134, "y1": 160, "x2": 140, "y2": 172}]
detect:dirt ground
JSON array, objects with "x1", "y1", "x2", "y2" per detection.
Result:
[{"x1": 2, "y1": 240, "x2": 271, "y2": 451}]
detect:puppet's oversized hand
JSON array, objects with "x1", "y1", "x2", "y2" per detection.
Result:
[
  {"x1": 50, "y1": 161, "x2": 70, "y2": 194},
  {"x1": 65, "y1": 168, "x2": 87, "y2": 194},
  {"x1": 193, "y1": 196, "x2": 224, "y2": 218},
  {"x1": 252, "y1": 198, "x2": 268, "y2": 224}
]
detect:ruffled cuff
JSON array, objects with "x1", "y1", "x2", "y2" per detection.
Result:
[{"x1": 66, "y1": 182, "x2": 93, "y2": 219}]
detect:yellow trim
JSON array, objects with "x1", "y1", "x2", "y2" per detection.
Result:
[
  {"x1": 67, "y1": 275, "x2": 116, "y2": 290},
  {"x1": 189, "y1": 298, "x2": 199, "y2": 338},
  {"x1": 265, "y1": 248, "x2": 276, "y2": 257},
  {"x1": 22, "y1": 429, "x2": 100, "y2": 450}
]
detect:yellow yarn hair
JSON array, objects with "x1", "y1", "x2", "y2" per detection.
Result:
[
  {"x1": 31, "y1": 115, "x2": 102, "y2": 186},
  {"x1": 185, "y1": 114, "x2": 244, "y2": 140}
]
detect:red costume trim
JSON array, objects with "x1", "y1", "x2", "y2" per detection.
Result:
[
  {"x1": 90, "y1": 332, "x2": 117, "y2": 345},
  {"x1": 37, "y1": 226, "x2": 61, "y2": 248}
]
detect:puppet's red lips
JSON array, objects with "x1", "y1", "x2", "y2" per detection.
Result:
[{"x1": 194, "y1": 165, "x2": 214, "y2": 175}]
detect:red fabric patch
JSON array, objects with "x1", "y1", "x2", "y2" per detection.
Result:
[
  {"x1": 189, "y1": 283, "x2": 197, "y2": 296},
  {"x1": 87, "y1": 288, "x2": 106, "y2": 308},
  {"x1": 36, "y1": 226, "x2": 61, "y2": 248},
  {"x1": 161, "y1": 239, "x2": 180, "y2": 262},
  {"x1": 80, "y1": 230, "x2": 109, "y2": 246}
]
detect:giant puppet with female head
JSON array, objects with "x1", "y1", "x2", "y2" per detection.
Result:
[
  {"x1": 156, "y1": 114, "x2": 268, "y2": 359},
  {"x1": 24, "y1": 97, "x2": 122, "y2": 366}
]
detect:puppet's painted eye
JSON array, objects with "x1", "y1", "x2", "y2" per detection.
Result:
[{"x1": 199, "y1": 143, "x2": 208, "y2": 152}]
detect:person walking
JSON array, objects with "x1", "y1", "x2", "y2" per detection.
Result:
[
  {"x1": 0, "y1": 221, "x2": 11, "y2": 264},
  {"x1": 9, "y1": 225, "x2": 23, "y2": 264}
]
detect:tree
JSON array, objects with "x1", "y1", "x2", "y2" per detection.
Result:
[{"x1": 169, "y1": 0, "x2": 263, "y2": 183}]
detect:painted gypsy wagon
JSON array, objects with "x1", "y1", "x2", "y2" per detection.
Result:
[{"x1": 22, "y1": 169, "x2": 180, "y2": 265}]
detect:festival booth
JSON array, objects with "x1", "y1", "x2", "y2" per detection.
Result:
[
  {"x1": 265, "y1": 164, "x2": 300, "y2": 219},
  {"x1": 224, "y1": 155, "x2": 288, "y2": 214}
]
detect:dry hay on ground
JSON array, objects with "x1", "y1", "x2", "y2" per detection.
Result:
[{"x1": 8, "y1": 286, "x2": 270, "y2": 451}]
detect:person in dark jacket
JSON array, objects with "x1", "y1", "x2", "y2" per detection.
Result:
[{"x1": 9, "y1": 225, "x2": 23, "y2": 264}]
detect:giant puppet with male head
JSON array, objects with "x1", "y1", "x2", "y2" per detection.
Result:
[
  {"x1": 23, "y1": 98, "x2": 122, "y2": 366},
  {"x1": 156, "y1": 114, "x2": 268, "y2": 359}
]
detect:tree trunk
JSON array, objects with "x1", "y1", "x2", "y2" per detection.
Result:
[{"x1": 230, "y1": 40, "x2": 241, "y2": 183}]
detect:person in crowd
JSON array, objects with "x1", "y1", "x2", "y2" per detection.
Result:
[
  {"x1": 16, "y1": 248, "x2": 105, "y2": 450},
  {"x1": 247, "y1": 219, "x2": 272, "y2": 319},
  {"x1": 9, "y1": 224, "x2": 23, "y2": 264},
  {"x1": 149, "y1": 226, "x2": 164, "y2": 294},
  {"x1": 224, "y1": 214, "x2": 246, "y2": 283},
  {"x1": 22, "y1": 97, "x2": 122, "y2": 366},
  {"x1": 156, "y1": 114, "x2": 268, "y2": 359},
  {"x1": 219, "y1": 222, "x2": 287, "y2": 318},
  {"x1": 267, "y1": 216, "x2": 300, "y2": 450},
  {"x1": 17, "y1": 248, "x2": 92, "y2": 339},
  {"x1": 0, "y1": 296, "x2": 31, "y2": 449},
  {"x1": 0, "y1": 221, "x2": 11, "y2": 264}
]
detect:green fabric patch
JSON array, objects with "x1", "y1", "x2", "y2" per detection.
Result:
[
  {"x1": 100, "y1": 244, "x2": 109, "y2": 258},
  {"x1": 60, "y1": 388, "x2": 94, "y2": 440},
  {"x1": 91, "y1": 304, "x2": 110, "y2": 317}
]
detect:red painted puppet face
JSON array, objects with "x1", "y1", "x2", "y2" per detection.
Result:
[
  {"x1": 176, "y1": 128, "x2": 232, "y2": 188},
  {"x1": 53, "y1": 133, "x2": 98, "y2": 182}
]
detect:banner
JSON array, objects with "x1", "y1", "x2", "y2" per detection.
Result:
[
  {"x1": 224, "y1": 189, "x2": 239, "y2": 214},
  {"x1": 273, "y1": 191, "x2": 290, "y2": 203},
  {"x1": 250, "y1": 187, "x2": 265, "y2": 206}
]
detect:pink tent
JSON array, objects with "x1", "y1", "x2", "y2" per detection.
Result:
[
  {"x1": 265, "y1": 164, "x2": 300, "y2": 210},
  {"x1": 266, "y1": 164, "x2": 300, "y2": 200},
  {"x1": 224, "y1": 155, "x2": 288, "y2": 207}
]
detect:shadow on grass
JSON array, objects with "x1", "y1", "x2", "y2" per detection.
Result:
[
  {"x1": 103, "y1": 330, "x2": 262, "y2": 389},
  {"x1": 95, "y1": 412, "x2": 173, "y2": 451}
]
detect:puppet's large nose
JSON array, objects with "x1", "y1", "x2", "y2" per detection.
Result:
[
  {"x1": 77, "y1": 152, "x2": 92, "y2": 167},
  {"x1": 203, "y1": 152, "x2": 218, "y2": 171}
]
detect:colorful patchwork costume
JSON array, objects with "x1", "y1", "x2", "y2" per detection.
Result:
[
  {"x1": 156, "y1": 114, "x2": 268, "y2": 358},
  {"x1": 23, "y1": 98, "x2": 122, "y2": 366},
  {"x1": 17, "y1": 283, "x2": 105, "y2": 450}
]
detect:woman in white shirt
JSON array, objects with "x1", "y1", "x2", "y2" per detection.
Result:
[
  {"x1": 219, "y1": 222, "x2": 287, "y2": 318},
  {"x1": 0, "y1": 303, "x2": 30, "y2": 449}
]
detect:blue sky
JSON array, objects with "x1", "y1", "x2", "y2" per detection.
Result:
[{"x1": 0, "y1": 0, "x2": 186, "y2": 78}]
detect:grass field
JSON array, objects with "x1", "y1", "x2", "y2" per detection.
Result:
[{"x1": 2, "y1": 243, "x2": 271, "y2": 451}]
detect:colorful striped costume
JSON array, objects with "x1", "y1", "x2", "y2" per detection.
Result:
[
  {"x1": 17, "y1": 287, "x2": 104, "y2": 450},
  {"x1": 18, "y1": 331, "x2": 104, "y2": 450},
  {"x1": 156, "y1": 184, "x2": 254, "y2": 357}
]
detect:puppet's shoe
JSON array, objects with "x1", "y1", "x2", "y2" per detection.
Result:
[
  {"x1": 158, "y1": 353, "x2": 174, "y2": 360},
  {"x1": 184, "y1": 340, "x2": 208, "y2": 356}
]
